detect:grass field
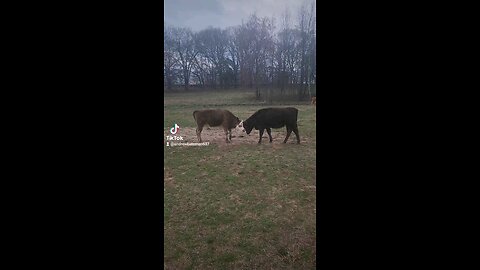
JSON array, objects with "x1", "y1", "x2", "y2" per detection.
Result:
[{"x1": 164, "y1": 90, "x2": 316, "y2": 269}]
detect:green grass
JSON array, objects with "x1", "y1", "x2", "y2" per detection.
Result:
[
  {"x1": 164, "y1": 89, "x2": 316, "y2": 269},
  {"x1": 164, "y1": 89, "x2": 258, "y2": 106}
]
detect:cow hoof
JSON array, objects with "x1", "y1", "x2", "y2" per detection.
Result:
[{"x1": 269, "y1": 141, "x2": 272, "y2": 143}]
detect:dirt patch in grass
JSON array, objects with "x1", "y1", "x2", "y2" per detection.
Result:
[
  {"x1": 164, "y1": 127, "x2": 310, "y2": 146},
  {"x1": 164, "y1": 169, "x2": 176, "y2": 189}
]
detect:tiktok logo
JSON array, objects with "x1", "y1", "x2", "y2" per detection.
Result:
[{"x1": 170, "y1": 123, "x2": 180, "y2": 135}]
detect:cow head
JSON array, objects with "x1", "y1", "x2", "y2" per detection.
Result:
[
  {"x1": 235, "y1": 119, "x2": 244, "y2": 131},
  {"x1": 236, "y1": 120, "x2": 244, "y2": 131},
  {"x1": 237, "y1": 119, "x2": 254, "y2": 134},
  {"x1": 235, "y1": 117, "x2": 241, "y2": 126}
]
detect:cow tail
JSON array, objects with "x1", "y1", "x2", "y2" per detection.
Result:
[{"x1": 193, "y1": 111, "x2": 198, "y2": 121}]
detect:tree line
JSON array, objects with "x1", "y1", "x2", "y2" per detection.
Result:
[{"x1": 164, "y1": 1, "x2": 316, "y2": 101}]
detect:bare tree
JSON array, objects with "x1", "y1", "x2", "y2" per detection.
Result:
[
  {"x1": 296, "y1": 0, "x2": 316, "y2": 100},
  {"x1": 225, "y1": 27, "x2": 240, "y2": 88},
  {"x1": 190, "y1": 48, "x2": 206, "y2": 87},
  {"x1": 194, "y1": 27, "x2": 230, "y2": 88},
  {"x1": 277, "y1": 27, "x2": 302, "y2": 93},
  {"x1": 172, "y1": 27, "x2": 197, "y2": 90},
  {"x1": 164, "y1": 24, "x2": 179, "y2": 91},
  {"x1": 276, "y1": 9, "x2": 293, "y2": 95},
  {"x1": 306, "y1": 0, "x2": 316, "y2": 99},
  {"x1": 233, "y1": 14, "x2": 275, "y2": 98}
]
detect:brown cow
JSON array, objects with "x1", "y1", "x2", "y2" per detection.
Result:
[
  {"x1": 193, "y1": 109, "x2": 241, "y2": 143},
  {"x1": 311, "y1": 96, "x2": 316, "y2": 106}
]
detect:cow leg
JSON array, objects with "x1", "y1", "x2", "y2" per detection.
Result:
[
  {"x1": 228, "y1": 129, "x2": 232, "y2": 141},
  {"x1": 283, "y1": 127, "x2": 292, "y2": 143},
  {"x1": 293, "y1": 126, "x2": 300, "y2": 144},
  {"x1": 224, "y1": 128, "x2": 230, "y2": 143},
  {"x1": 258, "y1": 129, "x2": 265, "y2": 144},
  {"x1": 196, "y1": 125, "x2": 203, "y2": 143},
  {"x1": 266, "y1": 128, "x2": 273, "y2": 143}
]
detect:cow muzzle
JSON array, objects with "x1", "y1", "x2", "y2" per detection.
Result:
[{"x1": 236, "y1": 121, "x2": 246, "y2": 132}]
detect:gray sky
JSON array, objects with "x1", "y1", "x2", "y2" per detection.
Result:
[{"x1": 164, "y1": 0, "x2": 312, "y2": 32}]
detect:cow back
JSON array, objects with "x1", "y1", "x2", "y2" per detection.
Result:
[
  {"x1": 245, "y1": 107, "x2": 298, "y2": 130},
  {"x1": 205, "y1": 111, "x2": 224, "y2": 127},
  {"x1": 195, "y1": 109, "x2": 240, "y2": 129}
]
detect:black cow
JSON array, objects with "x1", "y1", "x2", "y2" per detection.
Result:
[
  {"x1": 239, "y1": 107, "x2": 300, "y2": 144},
  {"x1": 193, "y1": 109, "x2": 241, "y2": 143}
]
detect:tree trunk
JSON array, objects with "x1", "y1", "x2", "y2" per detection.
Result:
[{"x1": 184, "y1": 71, "x2": 189, "y2": 91}]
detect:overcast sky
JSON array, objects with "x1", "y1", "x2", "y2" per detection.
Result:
[{"x1": 164, "y1": 0, "x2": 313, "y2": 32}]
